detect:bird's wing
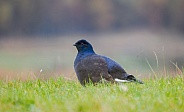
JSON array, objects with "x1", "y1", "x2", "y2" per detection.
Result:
[
  {"x1": 101, "y1": 56, "x2": 144, "y2": 84},
  {"x1": 101, "y1": 56, "x2": 129, "y2": 79},
  {"x1": 74, "y1": 54, "x2": 114, "y2": 84}
]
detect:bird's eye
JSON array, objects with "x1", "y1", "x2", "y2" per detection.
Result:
[{"x1": 81, "y1": 43, "x2": 84, "y2": 45}]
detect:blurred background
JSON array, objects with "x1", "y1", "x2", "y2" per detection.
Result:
[{"x1": 0, "y1": 0, "x2": 184, "y2": 80}]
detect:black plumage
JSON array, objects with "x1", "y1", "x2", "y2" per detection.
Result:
[{"x1": 73, "y1": 39, "x2": 143, "y2": 85}]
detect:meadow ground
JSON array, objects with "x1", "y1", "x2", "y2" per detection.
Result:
[{"x1": 0, "y1": 75, "x2": 184, "y2": 112}]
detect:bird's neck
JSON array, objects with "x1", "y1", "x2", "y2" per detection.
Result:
[
  {"x1": 78, "y1": 46, "x2": 95, "y2": 54},
  {"x1": 74, "y1": 49, "x2": 95, "y2": 65},
  {"x1": 80, "y1": 48, "x2": 95, "y2": 53},
  {"x1": 77, "y1": 49, "x2": 95, "y2": 57}
]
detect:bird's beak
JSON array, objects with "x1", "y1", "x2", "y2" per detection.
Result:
[{"x1": 73, "y1": 43, "x2": 77, "y2": 46}]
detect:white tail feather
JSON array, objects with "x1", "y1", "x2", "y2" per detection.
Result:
[{"x1": 115, "y1": 78, "x2": 131, "y2": 83}]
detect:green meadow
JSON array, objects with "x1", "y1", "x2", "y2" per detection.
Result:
[{"x1": 0, "y1": 76, "x2": 183, "y2": 112}]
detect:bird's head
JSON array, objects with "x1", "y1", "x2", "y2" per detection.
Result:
[{"x1": 73, "y1": 39, "x2": 95, "y2": 53}]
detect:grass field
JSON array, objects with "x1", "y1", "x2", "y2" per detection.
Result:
[{"x1": 0, "y1": 75, "x2": 183, "y2": 112}]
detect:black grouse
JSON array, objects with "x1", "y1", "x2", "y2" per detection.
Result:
[{"x1": 73, "y1": 39, "x2": 143, "y2": 85}]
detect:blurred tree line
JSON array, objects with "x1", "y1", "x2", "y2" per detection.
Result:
[{"x1": 0, "y1": 0, "x2": 184, "y2": 37}]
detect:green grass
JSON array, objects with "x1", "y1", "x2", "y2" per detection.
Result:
[{"x1": 0, "y1": 76, "x2": 184, "y2": 112}]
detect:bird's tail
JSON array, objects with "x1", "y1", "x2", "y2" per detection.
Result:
[{"x1": 126, "y1": 74, "x2": 144, "y2": 84}]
